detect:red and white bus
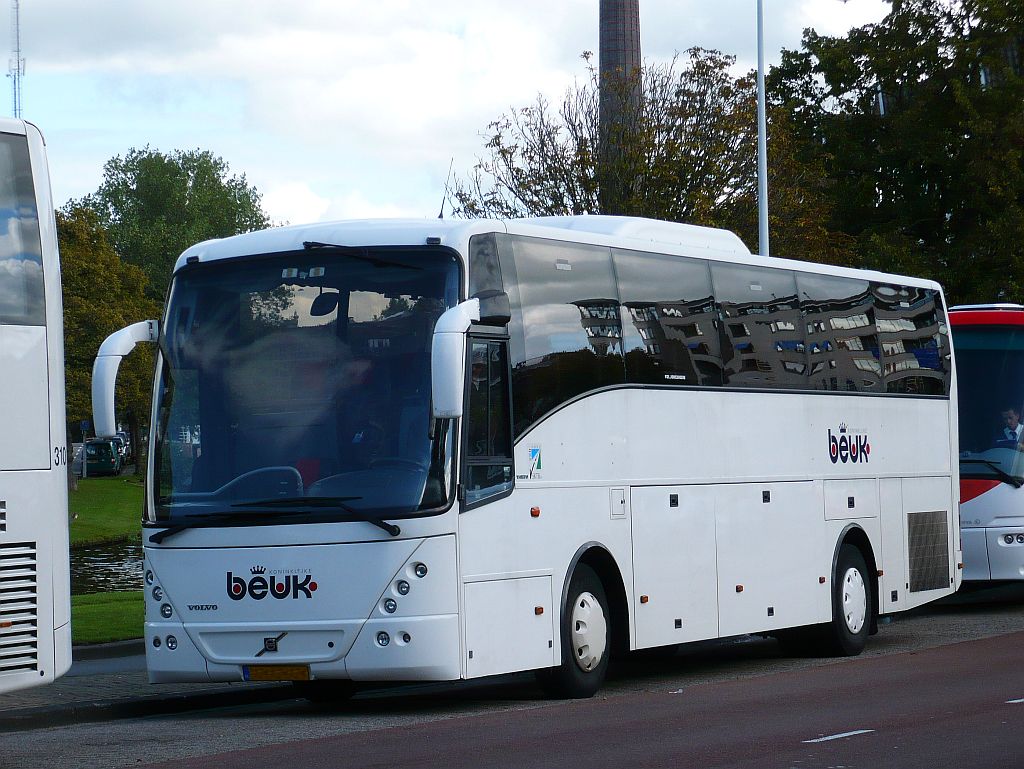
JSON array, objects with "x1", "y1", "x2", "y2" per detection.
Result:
[{"x1": 950, "y1": 304, "x2": 1024, "y2": 581}]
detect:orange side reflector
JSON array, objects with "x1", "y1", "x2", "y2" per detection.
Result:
[
  {"x1": 639, "y1": 595, "x2": 649, "y2": 604},
  {"x1": 530, "y1": 507, "x2": 540, "y2": 518},
  {"x1": 877, "y1": 569, "x2": 884, "y2": 577},
  {"x1": 0, "y1": 621, "x2": 10, "y2": 629},
  {"x1": 958, "y1": 562, "x2": 965, "y2": 570},
  {"x1": 534, "y1": 606, "x2": 544, "y2": 615},
  {"x1": 735, "y1": 585, "x2": 744, "y2": 593},
  {"x1": 819, "y1": 576, "x2": 826, "y2": 584}
]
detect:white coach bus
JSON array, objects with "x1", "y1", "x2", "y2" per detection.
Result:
[
  {"x1": 94, "y1": 215, "x2": 960, "y2": 698},
  {"x1": 0, "y1": 118, "x2": 72, "y2": 694}
]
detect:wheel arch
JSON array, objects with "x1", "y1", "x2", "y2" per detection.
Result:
[
  {"x1": 560, "y1": 543, "x2": 630, "y2": 655},
  {"x1": 832, "y1": 523, "x2": 880, "y2": 635}
]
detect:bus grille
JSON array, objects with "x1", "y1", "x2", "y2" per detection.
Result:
[
  {"x1": 908, "y1": 511, "x2": 949, "y2": 593},
  {"x1": 0, "y1": 542, "x2": 38, "y2": 674}
]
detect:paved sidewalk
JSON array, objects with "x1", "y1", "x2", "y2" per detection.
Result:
[{"x1": 0, "y1": 641, "x2": 294, "y2": 731}]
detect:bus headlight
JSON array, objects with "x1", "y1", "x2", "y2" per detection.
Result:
[
  {"x1": 396, "y1": 580, "x2": 410, "y2": 595},
  {"x1": 166, "y1": 636, "x2": 177, "y2": 650},
  {"x1": 160, "y1": 604, "x2": 173, "y2": 618},
  {"x1": 376, "y1": 632, "x2": 390, "y2": 647},
  {"x1": 383, "y1": 598, "x2": 398, "y2": 614},
  {"x1": 145, "y1": 570, "x2": 155, "y2": 585},
  {"x1": 152, "y1": 587, "x2": 163, "y2": 601},
  {"x1": 1005, "y1": 535, "x2": 1015, "y2": 545},
  {"x1": 414, "y1": 563, "x2": 428, "y2": 578},
  {"x1": 1017, "y1": 535, "x2": 1024, "y2": 544}
]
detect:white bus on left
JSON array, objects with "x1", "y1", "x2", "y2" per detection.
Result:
[{"x1": 0, "y1": 118, "x2": 72, "y2": 694}]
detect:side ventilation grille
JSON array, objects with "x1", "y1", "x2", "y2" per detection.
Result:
[
  {"x1": 908, "y1": 511, "x2": 949, "y2": 593},
  {"x1": 0, "y1": 542, "x2": 38, "y2": 675}
]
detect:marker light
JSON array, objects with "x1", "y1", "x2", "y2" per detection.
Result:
[
  {"x1": 396, "y1": 580, "x2": 410, "y2": 595},
  {"x1": 166, "y1": 636, "x2": 178, "y2": 650},
  {"x1": 414, "y1": 563, "x2": 428, "y2": 578},
  {"x1": 376, "y1": 632, "x2": 390, "y2": 647},
  {"x1": 383, "y1": 598, "x2": 398, "y2": 614},
  {"x1": 152, "y1": 587, "x2": 163, "y2": 601},
  {"x1": 160, "y1": 604, "x2": 173, "y2": 618}
]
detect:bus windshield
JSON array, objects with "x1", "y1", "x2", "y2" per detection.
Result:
[
  {"x1": 152, "y1": 246, "x2": 460, "y2": 526},
  {"x1": 954, "y1": 325, "x2": 1024, "y2": 484}
]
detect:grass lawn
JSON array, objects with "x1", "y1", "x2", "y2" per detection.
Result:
[
  {"x1": 69, "y1": 476, "x2": 144, "y2": 547},
  {"x1": 71, "y1": 591, "x2": 144, "y2": 644}
]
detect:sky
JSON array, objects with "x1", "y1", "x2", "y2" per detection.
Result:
[{"x1": 13, "y1": 0, "x2": 889, "y2": 226}]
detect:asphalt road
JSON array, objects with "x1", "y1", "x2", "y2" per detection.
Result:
[{"x1": 4, "y1": 586, "x2": 1024, "y2": 769}]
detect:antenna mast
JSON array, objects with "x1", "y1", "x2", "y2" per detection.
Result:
[{"x1": 8, "y1": 0, "x2": 23, "y2": 117}]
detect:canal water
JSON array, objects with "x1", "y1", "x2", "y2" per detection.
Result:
[{"x1": 70, "y1": 539, "x2": 144, "y2": 595}]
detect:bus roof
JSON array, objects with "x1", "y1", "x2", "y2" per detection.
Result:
[{"x1": 174, "y1": 215, "x2": 944, "y2": 293}]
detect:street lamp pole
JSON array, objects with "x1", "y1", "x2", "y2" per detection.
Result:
[{"x1": 756, "y1": 0, "x2": 770, "y2": 257}]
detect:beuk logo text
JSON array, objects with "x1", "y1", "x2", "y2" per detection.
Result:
[
  {"x1": 227, "y1": 565, "x2": 319, "y2": 600},
  {"x1": 828, "y1": 423, "x2": 870, "y2": 464}
]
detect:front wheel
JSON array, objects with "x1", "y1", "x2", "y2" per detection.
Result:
[
  {"x1": 536, "y1": 563, "x2": 610, "y2": 699},
  {"x1": 826, "y1": 544, "x2": 871, "y2": 656}
]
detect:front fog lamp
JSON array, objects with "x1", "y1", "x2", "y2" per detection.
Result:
[
  {"x1": 396, "y1": 580, "x2": 410, "y2": 595},
  {"x1": 160, "y1": 603, "x2": 173, "y2": 618},
  {"x1": 383, "y1": 598, "x2": 398, "y2": 614},
  {"x1": 376, "y1": 631, "x2": 390, "y2": 647},
  {"x1": 166, "y1": 635, "x2": 178, "y2": 651},
  {"x1": 145, "y1": 570, "x2": 154, "y2": 585},
  {"x1": 152, "y1": 586, "x2": 163, "y2": 601},
  {"x1": 414, "y1": 563, "x2": 428, "y2": 578},
  {"x1": 1005, "y1": 534, "x2": 1015, "y2": 545}
]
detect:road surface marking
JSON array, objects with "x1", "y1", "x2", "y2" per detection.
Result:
[{"x1": 802, "y1": 729, "x2": 875, "y2": 743}]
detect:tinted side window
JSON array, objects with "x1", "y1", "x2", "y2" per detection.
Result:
[
  {"x1": 614, "y1": 249, "x2": 721, "y2": 386},
  {"x1": 0, "y1": 133, "x2": 43, "y2": 326},
  {"x1": 468, "y1": 233, "x2": 504, "y2": 297},
  {"x1": 712, "y1": 263, "x2": 804, "y2": 389},
  {"x1": 874, "y1": 284, "x2": 949, "y2": 395},
  {"x1": 797, "y1": 273, "x2": 881, "y2": 392},
  {"x1": 464, "y1": 339, "x2": 513, "y2": 507},
  {"x1": 505, "y1": 236, "x2": 625, "y2": 437}
]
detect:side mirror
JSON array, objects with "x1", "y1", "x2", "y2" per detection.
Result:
[
  {"x1": 474, "y1": 290, "x2": 511, "y2": 326},
  {"x1": 431, "y1": 299, "x2": 480, "y2": 419},
  {"x1": 92, "y1": 320, "x2": 159, "y2": 437}
]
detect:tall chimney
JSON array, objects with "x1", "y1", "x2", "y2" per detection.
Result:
[{"x1": 598, "y1": 0, "x2": 641, "y2": 214}]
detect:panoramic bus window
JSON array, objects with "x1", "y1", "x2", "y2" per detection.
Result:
[
  {"x1": 0, "y1": 132, "x2": 43, "y2": 326},
  {"x1": 613, "y1": 249, "x2": 722, "y2": 386},
  {"x1": 464, "y1": 339, "x2": 513, "y2": 507},
  {"x1": 712, "y1": 264, "x2": 804, "y2": 389},
  {"x1": 797, "y1": 273, "x2": 881, "y2": 392},
  {"x1": 874, "y1": 284, "x2": 949, "y2": 396},
  {"x1": 505, "y1": 236, "x2": 625, "y2": 437},
  {"x1": 953, "y1": 324, "x2": 1024, "y2": 481},
  {"x1": 152, "y1": 247, "x2": 460, "y2": 524}
]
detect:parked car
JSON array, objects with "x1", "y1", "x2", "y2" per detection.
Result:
[
  {"x1": 110, "y1": 434, "x2": 128, "y2": 462},
  {"x1": 84, "y1": 439, "x2": 121, "y2": 476},
  {"x1": 116, "y1": 431, "x2": 132, "y2": 461}
]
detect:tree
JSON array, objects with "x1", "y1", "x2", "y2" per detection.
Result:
[
  {"x1": 451, "y1": 49, "x2": 856, "y2": 265},
  {"x1": 79, "y1": 148, "x2": 271, "y2": 297},
  {"x1": 58, "y1": 205, "x2": 161, "y2": 456},
  {"x1": 771, "y1": 0, "x2": 1024, "y2": 302}
]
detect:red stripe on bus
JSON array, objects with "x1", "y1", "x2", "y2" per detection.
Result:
[
  {"x1": 950, "y1": 311, "x2": 1024, "y2": 327},
  {"x1": 961, "y1": 479, "x2": 1001, "y2": 503}
]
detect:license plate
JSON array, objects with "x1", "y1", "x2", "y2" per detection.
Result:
[{"x1": 243, "y1": 664, "x2": 310, "y2": 682}]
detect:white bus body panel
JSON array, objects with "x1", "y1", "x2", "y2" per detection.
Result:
[
  {"x1": 960, "y1": 484, "x2": 1024, "y2": 580},
  {"x1": 0, "y1": 326, "x2": 50, "y2": 468}
]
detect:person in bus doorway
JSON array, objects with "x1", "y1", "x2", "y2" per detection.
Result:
[{"x1": 995, "y1": 406, "x2": 1024, "y2": 449}]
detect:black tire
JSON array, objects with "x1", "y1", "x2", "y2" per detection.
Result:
[
  {"x1": 536, "y1": 563, "x2": 610, "y2": 699},
  {"x1": 825, "y1": 544, "x2": 871, "y2": 656},
  {"x1": 293, "y1": 679, "x2": 357, "y2": 705}
]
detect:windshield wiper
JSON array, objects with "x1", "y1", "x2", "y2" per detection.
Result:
[
  {"x1": 960, "y1": 459, "x2": 1024, "y2": 488},
  {"x1": 232, "y1": 496, "x2": 402, "y2": 537},
  {"x1": 147, "y1": 509, "x2": 314, "y2": 544},
  {"x1": 302, "y1": 241, "x2": 422, "y2": 271}
]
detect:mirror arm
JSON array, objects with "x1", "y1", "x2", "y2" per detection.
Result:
[{"x1": 91, "y1": 320, "x2": 159, "y2": 438}]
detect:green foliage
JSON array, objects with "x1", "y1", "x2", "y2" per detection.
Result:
[
  {"x1": 71, "y1": 591, "x2": 143, "y2": 644},
  {"x1": 58, "y1": 206, "x2": 161, "y2": 441},
  {"x1": 771, "y1": 0, "x2": 1024, "y2": 302},
  {"x1": 68, "y1": 476, "x2": 143, "y2": 547},
  {"x1": 78, "y1": 147, "x2": 271, "y2": 297}
]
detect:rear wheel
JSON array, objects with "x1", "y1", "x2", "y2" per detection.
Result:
[
  {"x1": 537, "y1": 563, "x2": 610, "y2": 699},
  {"x1": 826, "y1": 544, "x2": 871, "y2": 656}
]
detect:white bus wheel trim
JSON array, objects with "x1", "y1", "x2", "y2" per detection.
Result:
[
  {"x1": 841, "y1": 567, "x2": 867, "y2": 634},
  {"x1": 570, "y1": 591, "x2": 607, "y2": 672}
]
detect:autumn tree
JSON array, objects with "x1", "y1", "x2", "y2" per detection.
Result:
[
  {"x1": 78, "y1": 148, "x2": 271, "y2": 297},
  {"x1": 59, "y1": 205, "x2": 161, "y2": 458}
]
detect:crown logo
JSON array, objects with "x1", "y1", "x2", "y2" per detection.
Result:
[
  {"x1": 839, "y1": 423, "x2": 847, "y2": 433},
  {"x1": 250, "y1": 565, "x2": 266, "y2": 575}
]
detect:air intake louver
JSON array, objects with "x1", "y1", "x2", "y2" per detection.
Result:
[
  {"x1": 908, "y1": 511, "x2": 949, "y2": 593},
  {"x1": 0, "y1": 542, "x2": 38, "y2": 675}
]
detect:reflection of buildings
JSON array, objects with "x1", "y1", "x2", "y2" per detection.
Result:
[
  {"x1": 623, "y1": 295, "x2": 719, "y2": 385},
  {"x1": 873, "y1": 285, "x2": 947, "y2": 395},
  {"x1": 802, "y1": 288, "x2": 881, "y2": 392},
  {"x1": 719, "y1": 294, "x2": 804, "y2": 388},
  {"x1": 573, "y1": 299, "x2": 622, "y2": 356}
]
